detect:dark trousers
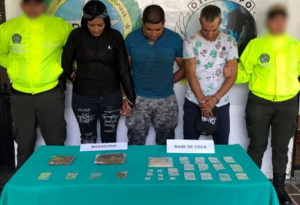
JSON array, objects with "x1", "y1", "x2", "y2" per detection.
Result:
[
  {"x1": 72, "y1": 91, "x2": 122, "y2": 144},
  {"x1": 246, "y1": 92, "x2": 298, "y2": 174},
  {"x1": 10, "y1": 86, "x2": 66, "y2": 168},
  {"x1": 183, "y1": 98, "x2": 230, "y2": 145}
]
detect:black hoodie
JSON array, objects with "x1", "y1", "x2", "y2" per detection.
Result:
[{"x1": 62, "y1": 27, "x2": 136, "y2": 104}]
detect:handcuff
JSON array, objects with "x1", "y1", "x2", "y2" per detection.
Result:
[{"x1": 122, "y1": 96, "x2": 134, "y2": 108}]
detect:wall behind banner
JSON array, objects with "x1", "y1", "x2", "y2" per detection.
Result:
[{"x1": 5, "y1": 0, "x2": 300, "y2": 178}]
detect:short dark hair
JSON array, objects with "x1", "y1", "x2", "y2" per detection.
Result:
[
  {"x1": 143, "y1": 5, "x2": 165, "y2": 24},
  {"x1": 81, "y1": 0, "x2": 111, "y2": 34},
  {"x1": 267, "y1": 5, "x2": 288, "y2": 20},
  {"x1": 200, "y1": 5, "x2": 221, "y2": 23}
]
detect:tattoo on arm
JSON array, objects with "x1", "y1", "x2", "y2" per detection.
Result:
[{"x1": 184, "y1": 59, "x2": 192, "y2": 66}]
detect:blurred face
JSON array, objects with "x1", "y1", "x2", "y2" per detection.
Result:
[
  {"x1": 142, "y1": 19, "x2": 165, "y2": 42},
  {"x1": 21, "y1": 1, "x2": 46, "y2": 19},
  {"x1": 87, "y1": 18, "x2": 105, "y2": 37},
  {"x1": 200, "y1": 17, "x2": 222, "y2": 42},
  {"x1": 267, "y1": 15, "x2": 287, "y2": 35}
]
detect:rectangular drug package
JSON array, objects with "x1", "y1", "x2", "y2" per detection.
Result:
[
  {"x1": 223, "y1": 156, "x2": 236, "y2": 163},
  {"x1": 168, "y1": 168, "x2": 179, "y2": 176},
  {"x1": 117, "y1": 171, "x2": 128, "y2": 179},
  {"x1": 184, "y1": 172, "x2": 196, "y2": 181},
  {"x1": 208, "y1": 157, "x2": 220, "y2": 164},
  {"x1": 38, "y1": 172, "x2": 51, "y2": 180},
  {"x1": 48, "y1": 156, "x2": 76, "y2": 165},
  {"x1": 94, "y1": 153, "x2": 126, "y2": 165},
  {"x1": 179, "y1": 157, "x2": 190, "y2": 164},
  {"x1": 230, "y1": 164, "x2": 243, "y2": 172},
  {"x1": 148, "y1": 157, "x2": 173, "y2": 167}
]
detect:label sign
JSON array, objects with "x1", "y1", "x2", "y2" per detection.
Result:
[
  {"x1": 167, "y1": 140, "x2": 215, "y2": 154},
  {"x1": 80, "y1": 142, "x2": 128, "y2": 152}
]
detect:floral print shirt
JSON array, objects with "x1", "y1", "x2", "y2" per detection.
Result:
[{"x1": 183, "y1": 32, "x2": 238, "y2": 107}]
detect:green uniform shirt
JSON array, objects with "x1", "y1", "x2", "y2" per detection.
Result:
[
  {"x1": 236, "y1": 33, "x2": 300, "y2": 101},
  {"x1": 0, "y1": 14, "x2": 73, "y2": 94}
]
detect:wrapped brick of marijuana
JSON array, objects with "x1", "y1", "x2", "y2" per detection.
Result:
[
  {"x1": 48, "y1": 156, "x2": 76, "y2": 165},
  {"x1": 94, "y1": 153, "x2": 126, "y2": 165}
]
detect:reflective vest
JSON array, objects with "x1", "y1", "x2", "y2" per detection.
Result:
[
  {"x1": 236, "y1": 33, "x2": 300, "y2": 101},
  {"x1": 0, "y1": 14, "x2": 73, "y2": 94}
]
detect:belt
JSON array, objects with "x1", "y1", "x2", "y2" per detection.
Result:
[{"x1": 10, "y1": 84, "x2": 59, "y2": 96}]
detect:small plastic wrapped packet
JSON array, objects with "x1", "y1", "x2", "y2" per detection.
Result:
[
  {"x1": 48, "y1": 156, "x2": 76, "y2": 165},
  {"x1": 213, "y1": 164, "x2": 225, "y2": 171},
  {"x1": 157, "y1": 169, "x2": 163, "y2": 173},
  {"x1": 200, "y1": 172, "x2": 213, "y2": 180},
  {"x1": 146, "y1": 172, "x2": 153, "y2": 176},
  {"x1": 145, "y1": 177, "x2": 151, "y2": 180},
  {"x1": 94, "y1": 153, "x2": 126, "y2": 165},
  {"x1": 184, "y1": 164, "x2": 195, "y2": 171},
  {"x1": 208, "y1": 157, "x2": 220, "y2": 164},
  {"x1": 219, "y1": 173, "x2": 232, "y2": 181},
  {"x1": 198, "y1": 164, "x2": 209, "y2": 171},
  {"x1": 66, "y1": 173, "x2": 78, "y2": 180},
  {"x1": 158, "y1": 174, "x2": 164, "y2": 177},
  {"x1": 148, "y1": 157, "x2": 173, "y2": 167},
  {"x1": 117, "y1": 171, "x2": 128, "y2": 179},
  {"x1": 148, "y1": 169, "x2": 153, "y2": 172},
  {"x1": 170, "y1": 177, "x2": 176, "y2": 180},
  {"x1": 89, "y1": 172, "x2": 101, "y2": 180},
  {"x1": 223, "y1": 156, "x2": 236, "y2": 163},
  {"x1": 38, "y1": 172, "x2": 51, "y2": 180},
  {"x1": 236, "y1": 173, "x2": 249, "y2": 180},
  {"x1": 179, "y1": 157, "x2": 190, "y2": 164},
  {"x1": 168, "y1": 168, "x2": 179, "y2": 176},
  {"x1": 230, "y1": 164, "x2": 243, "y2": 172},
  {"x1": 158, "y1": 178, "x2": 164, "y2": 181},
  {"x1": 184, "y1": 172, "x2": 196, "y2": 181},
  {"x1": 195, "y1": 157, "x2": 205, "y2": 164}
]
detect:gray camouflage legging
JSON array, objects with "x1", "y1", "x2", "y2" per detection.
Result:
[{"x1": 126, "y1": 95, "x2": 179, "y2": 145}]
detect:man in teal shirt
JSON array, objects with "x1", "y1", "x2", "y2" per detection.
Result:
[{"x1": 125, "y1": 5, "x2": 185, "y2": 145}]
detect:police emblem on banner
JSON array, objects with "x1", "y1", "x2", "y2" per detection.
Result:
[
  {"x1": 176, "y1": 0, "x2": 258, "y2": 56},
  {"x1": 260, "y1": 53, "x2": 270, "y2": 63},
  {"x1": 12, "y1": 34, "x2": 22, "y2": 44},
  {"x1": 45, "y1": 0, "x2": 142, "y2": 38}
]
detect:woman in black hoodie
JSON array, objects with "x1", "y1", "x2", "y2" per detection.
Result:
[{"x1": 62, "y1": 0, "x2": 135, "y2": 144}]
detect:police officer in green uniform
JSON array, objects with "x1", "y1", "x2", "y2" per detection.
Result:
[
  {"x1": 225, "y1": 5, "x2": 300, "y2": 204},
  {"x1": 0, "y1": 0, "x2": 73, "y2": 167}
]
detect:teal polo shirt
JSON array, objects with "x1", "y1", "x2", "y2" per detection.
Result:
[{"x1": 125, "y1": 28, "x2": 183, "y2": 99}]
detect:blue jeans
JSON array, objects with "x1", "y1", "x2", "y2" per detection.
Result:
[
  {"x1": 72, "y1": 91, "x2": 122, "y2": 144},
  {"x1": 183, "y1": 98, "x2": 230, "y2": 145}
]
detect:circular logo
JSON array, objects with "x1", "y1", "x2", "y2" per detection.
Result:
[
  {"x1": 12, "y1": 34, "x2": 22, "y2": 44},
  {"x1": 46, "y1": 0, "x2": 142, "y2": 38},
  {"x1": 176, "y1": 0, "x2": 258, "y2": 56},
  {"x1": 260, "y1": 53, "x2": 270, "y2": 63}
]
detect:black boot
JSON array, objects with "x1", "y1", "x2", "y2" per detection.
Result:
[{"x1": 273, "y1": 172, "x2": 292, "y2": 205}]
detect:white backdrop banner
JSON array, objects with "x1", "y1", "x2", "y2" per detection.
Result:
[{"x1": 5, "y1": 0, "x2": 300, "y2": 179}]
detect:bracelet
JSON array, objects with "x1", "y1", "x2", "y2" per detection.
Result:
[
  {"x1": 122, "y1": 96, "x2": 128, "y2": 100},
  {"x1": 213, "y1": 95, "x2": 220, "y2": 103}
]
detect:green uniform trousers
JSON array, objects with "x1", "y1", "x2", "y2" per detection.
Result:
[
  {"x1": 246, "y1": 92, "x2": 298, "y2": 174},
  {"x1": 11, "y1": 86, "x2": 67, "y2": 168}
]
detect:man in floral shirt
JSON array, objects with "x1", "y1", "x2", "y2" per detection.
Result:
[{"x1": 183, "y1": 5, "x2": 238, "y2": 144}]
